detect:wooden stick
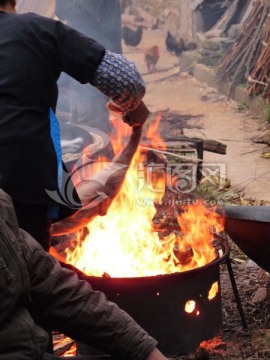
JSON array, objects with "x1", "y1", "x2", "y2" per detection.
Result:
[
  {"x1": 247, "y1": 75, "x2": 267, "y2": 86},
  {"x1": 139, "y1": 145, "x2": 202, "y2": 163}
]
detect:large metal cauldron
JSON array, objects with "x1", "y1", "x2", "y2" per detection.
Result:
[
  {"x1": 217, "y1": 206, "x2": 270, "y2": 273},
  {"x1": 64, "y1": 235, "x2": 229, "y2": 357}
]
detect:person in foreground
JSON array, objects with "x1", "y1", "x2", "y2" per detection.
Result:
[
  {"x1": 0, "y1": 188, "x2": 168, "y2": 360},
  {"x1": 0, "y1": 0, "x2": 147, "y2": 251}
]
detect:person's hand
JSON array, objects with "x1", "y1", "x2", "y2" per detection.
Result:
[
  {"x1": 107, "y1": 100, "x2": 150, "y2": 127},
  {"x1": 144, "y1": 347, "x2": 168, "y2": 360}
]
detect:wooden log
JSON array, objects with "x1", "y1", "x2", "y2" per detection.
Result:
[
  {"x1": 200, "y1": 139, "x2": 227, "y2": 154},
  {"x1": 162, "y1": 136, "x2": 227, "y2": 155},
  {"x1": 139, "y1": 146, "x2": 202, "y2": 163}
]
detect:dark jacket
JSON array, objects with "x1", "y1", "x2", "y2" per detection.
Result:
[
  {"x1": 0, "y1": 189, "x2": 157, "y2": 360},
  {"x1": 0, "y1": 11, "x2": 105, "y2": 206}
]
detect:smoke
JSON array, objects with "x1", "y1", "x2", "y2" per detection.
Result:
[{"x1": 55, "y1": 1, "x2": 123, "y2": 141}]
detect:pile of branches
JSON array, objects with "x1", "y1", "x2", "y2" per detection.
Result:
[
  {"x1": 246, "y1": 12, "x2": 270, "y2": 101},
  {"x1": 218, "y1": 0, "x2": 270, "y2": 100}
]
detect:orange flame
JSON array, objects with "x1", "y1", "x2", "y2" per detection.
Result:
[
  {"x1": 184, "y1": 300, "x2": 200, "y2": 315},
  {"x1": 208, "y1": 281, "x2": 219, "y2": 300},
  {"x1": 65, "y1": 115, "x2": 224, "y2": 277},
  {"x1": 185, "y1": 300, "x2": 196, "y2": 313}
]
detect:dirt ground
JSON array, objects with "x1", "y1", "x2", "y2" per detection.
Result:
[{"x1": 124, "y1": 28, "x2": 270, "y2": 203}]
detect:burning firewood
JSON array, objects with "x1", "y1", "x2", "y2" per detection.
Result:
[{"x1": 53, "y1": 335, "x2": 75, "y2": 357}]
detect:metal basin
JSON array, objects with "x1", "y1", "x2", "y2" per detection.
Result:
[
  {"x1": 217, "y1": 206, "x2": 270, "y2": 272},
  {"x1": 62, "y1": 236, "x2": 229, "y2": 357}
]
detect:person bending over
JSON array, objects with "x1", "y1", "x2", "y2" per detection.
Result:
[{"x1": 0, "y1": 0, "x2": 146, "y2": 251}]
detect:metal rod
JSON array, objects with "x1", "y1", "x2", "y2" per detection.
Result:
[
  {"x1": 195, "y1": 139, "x2": 204, "y2": 184},
  {"x1": 225, "y1": 257, "x2": 248, "y2": 329}
]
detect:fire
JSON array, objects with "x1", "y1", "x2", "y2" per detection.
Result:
[
  {"x1": 65, "y1": 114, "x2": 224, "y2": 277},
  {"x1": 185, "y1": 300, "x2": 196, "y2": 313},
  {"x1": 185, "y1": 300, "x2": 200, "y2": 315},
  {"x1": 208, "y1": 281, "x2": 219, "y2": 300}
]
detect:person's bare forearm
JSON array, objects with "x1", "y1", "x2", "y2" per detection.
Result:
[{"x1": 145, "y1": 347, "x2": 168, "y2": 360}]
